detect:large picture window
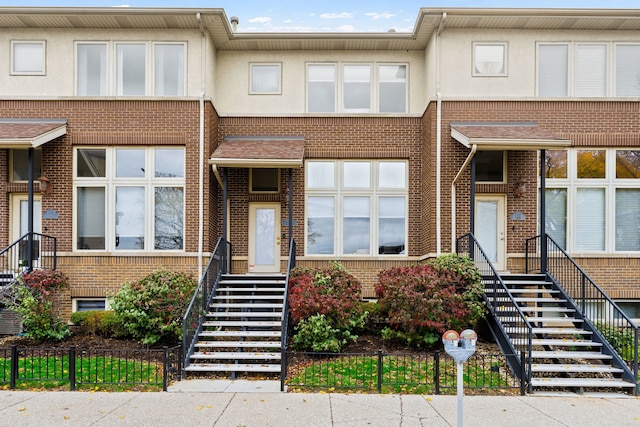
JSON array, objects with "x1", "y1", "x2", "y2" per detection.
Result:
[
  {"x1": 544, "y1": 148, "x2": 640, "y2": 253},
  {"x1": 75, "y1": 147, "x2": 185, "y2": 251},
  {"x1": 305, "y1": 160, "x2": 407, "y2": 256}
]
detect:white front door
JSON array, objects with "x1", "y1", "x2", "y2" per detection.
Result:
[
  {"x1": 248, "y1": 203, "x2": 281, "y2": 273},
  {"x1": 11, "y1": 194, "x2": 41, "y2": 242},
  {"x1": 475, "y1": 195, "x2": 506, "y2": 271}
]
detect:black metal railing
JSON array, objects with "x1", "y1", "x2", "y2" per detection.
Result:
[
  {"x1": 456, "y1": 233, "x2": 532, "y2": 391},
  {"x1": 284, "y1": 350, "x2": 524, "y2": 395},
  {"x1": 280, "y1": 237, "x2": 296, "y2": 391},
  {"x1": 182, "y1": 237, "x2": 232, "y2": 372},
  {"x1": 1, "y1": 345, "x2": 181, "y2": 391},
  {"x1": 526, "y1": 234, "x2": 639, "y2": 390},
  {"x1": 0, "y1": 232, "x2": 57, "y2": 279}
]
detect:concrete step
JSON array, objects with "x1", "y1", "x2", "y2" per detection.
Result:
[
  {"x1": 206, "y1": 311, "x2": 282, "y2": 318},
  {"x1": 219, "y1": 279, "x2": 285, "y2": 286},
  {"x1": 216, "y1": 287, "x2": 285, "y2": 293},
  {"x1": 199, "y1": 330, "x2": 281, "y2": 338},
  {"x1": 513, "y1": 338, "x2": 601, "y2": 347},
  {"x1": 530, "y1": 350, "x2": 612, "y2": 360},
  {"x1": 504, "y1": 327, "x2": 590, "y2": 335},
  {"x1": 195, "y1": 341, "x2": 281, "y2": 349},
  {"x1": 525, "y1": 317, "x2": 584, "y2": 324},
  {"x1": 202, "y1": 320, "x2": 281, "y2": 327},
  {"x1": 211, "y1": 295, "x2": 284, "y2": 300},
  {"x1": 531, "y1": 363, "x2": 623, "y2": 374},
  {"x1": 513, "y1": 297, "x2": 565, "y2": 303},
  {"x1": 485, "y1": 288, "x2": 559, "y2": 295},
  {"x1": 530, "y1": 377, "x2": 635, "y2": 388},
  {"x1": 513, "y1": 306, "x2": 575, "y2": 313},
  {"x1": 185, "y1": 363, "x2": 281, "y2": 373},
  {"x1": 191, "y1": 352, "x2": 281, "y2": 360},
  {"x1": 210, "y1": 303, "x2": 283, "y2": 309}
]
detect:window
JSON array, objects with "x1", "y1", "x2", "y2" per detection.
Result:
[
  {"x1": 155, "y1": 43, "x2": 185, "y2": 96},
  {"x1": 473, "y1": 43, "x2": 507, "y2": 76},
  {"x1": 11, "y1": 149, "x2": 42, "y2": 182},
  {"x1": 117, "y1": 43, "x2": 146, "y2": 95},
  {"x1": 543, "y1": 148, "x2": 640, "y2": 253},
  {"x1": 616, "y1": 44, "x2": 640, "y2": 96},
  {"x1": 77, "y1": 43, "x2": 107, "y2": 96},
  {"x1": 305, "y1": 160, "x2": 407, "y2": 256},
  {"x1": 11, "y1": 41, "x2": 45, "y2": 75},
  {"x1": 474, "y1": 151, "x2": 505, "y2": 183},
  {"x1": 75, "y1": 147, "x2": 185, "y2": 251},
  {"x1": 576, "y1": 44, "x2": 607, "y2": 97},
  {"x1": 538, "y1": 44, "x2": 568, "y2": 97},
  {"x1": 250, "y1": 63, "x2": 281, "y2": 94},
  {"x1": 72, "y1": 298, "x2": 108, "y2": 312},
  {"x1": 307, "y1": 63, "x2": 408, "y2": 113},
  {"x1": 250, "y1": 168, "x2": 279, "y2": 192}
]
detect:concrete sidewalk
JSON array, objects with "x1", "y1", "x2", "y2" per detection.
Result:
[{"x1": 0, "y1": 384, "x2": 639, "y2": 427}]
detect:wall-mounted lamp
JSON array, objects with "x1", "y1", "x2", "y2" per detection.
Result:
[
  {"x1": 513, "y1": 177, "x2": 526, "y2": 198},
  {"x1": 38, "y1": 175, "x2": 53, "y2": 196}
]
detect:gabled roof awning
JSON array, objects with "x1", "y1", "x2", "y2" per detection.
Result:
[
  {"x1": 209, "y1": 136, "x2": 305, "y2": 168},
  {"x1": 0, "y1": 119, "x2": 68, "y2": 148},
  {"x1": 450, "y1": 122, "x2": 571, "y2": 150}
]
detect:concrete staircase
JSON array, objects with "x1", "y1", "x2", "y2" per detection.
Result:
[
  {"x1": 491, "y1": 273, "x2": 636, "y2": 393},
  {"x1": 184, "y1": 274, "x2": 286, "y2": 376}
]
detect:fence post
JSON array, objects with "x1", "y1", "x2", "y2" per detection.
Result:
[
  {"x1": 160, "y1": 346, "x2": 168, "y2": 392},
  {"x1": 177, "y1": 345, "x2": 183, "y2": 381},
  {"x1": 520, "y1": 351, "x2": 526, "y2": 396},
  {"x1": 69, "y1": 347, "x2": 76, "y2": 391},
  {"x1": 377, "y1": 350, "x2": 383, "y2": 393},
  {"x1": 280, "y1": 348, "x2": 287, "y2": 392},
  {"x1": 434, "y1": 350, "x2": 440, "y2": 395},
  {"x1": 10, "y1": 345, "x2": 17, "y2": 390}
]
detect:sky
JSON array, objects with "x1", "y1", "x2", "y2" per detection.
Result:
[{"x1": 5, "y1": 1, "x2": 640, "y2": 33}]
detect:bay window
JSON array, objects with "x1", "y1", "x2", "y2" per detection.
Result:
[
  {"x1": 305, "y1": 160, "x2": 407, "y2": 256},
  {"x1": 75, "y1": 147, "x2": 185, "y2": 251}
]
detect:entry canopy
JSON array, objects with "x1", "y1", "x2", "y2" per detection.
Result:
[
  {"x1": 0, "y1": 118, "x2": 67, "y2": 148},
  {"x1": 450, "y1": 122, "x2": 571, "y2": 150},
  {"x1": 209, "y1": 136, "x2": 305, "y2": 168}
]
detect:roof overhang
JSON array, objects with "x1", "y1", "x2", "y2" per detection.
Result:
[
  {"x1": 0, "y1": 119, "x2": 68, "y2": 148},
  {"x1": 450, "y1": 122, "x2": 571, "y2": 150},
  {"x1": 209, "y1": 136, "x2": 305, "y2": 169}
]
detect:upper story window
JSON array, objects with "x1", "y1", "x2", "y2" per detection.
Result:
[
  {"x1": 473, "y1": 42, "x2": 507, "y2": 76},
  {"x1": 474, "y1": 151, "x2": 505, "y2": 183},
  {"x1": 11, "y1": 41, "x2": 45, "y2": 75},
  {"x1": 307, "y1": 63, "x2": 407, "y2": 114},
  {"x1": 537, "y1": 42, "x2": 640, "y2": 97},
  {"x1": 250, "y1": 63, "x2": 281, "y2": 94},
  {"x1": 75, "y1": 42, "x2": 186, "y2": 96},
  {"x1": 11, "y1": 149, "x2": 42, "y2": 182},
  {"x1": 74, "y1": 147, "x2": 185, "y2": 252}
]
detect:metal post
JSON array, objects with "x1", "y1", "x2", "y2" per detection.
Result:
[
  {"x1": 27, "y1": 147, "x2": 34, "y2": 272},
  {"x1": 10, "y1": 345, "x2": 18, "y2": 389},
  {"x1": 540, "y1": 149, "x2": 547, "y2": 273},
  {"x1": 162, "y1": 346, "x2": 168, "y2": 391},
  {"x1": 434, "y1": 350, "x2": 440, "y2": 395},
  {"x1": 222, "y1": 168, "x2": 228, "y2": 273},
  {"x1": 377, "y1": 350, "x2": 383, "y2": 393},
  {"x1": 288, "y1": 168, "x2": 293, "y2": 243},
  {"x1": 69, "y1": 347, "x2": 76, "y2": 391},
  {"x1": 456, "y1": 361, "x2": 464, "y2": 427},
  {"x1": 470, "y1": 155, "x2": 476, "y2": 236}
]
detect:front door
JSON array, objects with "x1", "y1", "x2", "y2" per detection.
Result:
[
  {"x1": 11, "y1": 194, "x2": 41, "y2": 242},
  {"x1": 475, "y1": 195, "x2": 506, "y2": 271},
  {"x1": 248, "y1": 203, "x2": 281, "y2": 273}
]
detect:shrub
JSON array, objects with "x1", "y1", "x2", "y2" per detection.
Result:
[
  {"x1": 2, "y1": 268, "x2": 70, "y2": 342},
  {"x1": 109, "y1": 270, "x2": 197, "y2": 345},
  {"x1": 375, "y1": 254, "x2": 486, "y2": 347},
  {"x1": 70, "y1": 310, "x2": 128, "y2": 338},
  {"x1": 288, "y1": 262, "x2": 365, "y2": 351}
]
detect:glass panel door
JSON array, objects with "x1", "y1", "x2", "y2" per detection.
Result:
[
  {"x1": 249, "y1": 203, "x2": 281, "y2": 273},
  {"x1": 475, "y1": 195, "x2": 506, "y2": 271}
]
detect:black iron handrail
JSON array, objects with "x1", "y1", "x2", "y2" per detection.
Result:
[
  {"x1": 280, "y1": 237, "x2": 296, "y2": 391},
  {"x1": 0, "y1": 232, "x2": 57, "y2": 277},
  {"x1": 456, "y1": 233, "x2": 532, "y2": 391},
  {"x1": 526, "y1": 234, "x2": 639, "y2": 391},
  {"x1": 181, "y1": 237, "x2": 232, "y2": 372}
]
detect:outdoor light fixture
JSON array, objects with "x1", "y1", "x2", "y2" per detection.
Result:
[
  {"x1": 38, "y1": 175, "x2": 52, "y2": 196},
  {"x1": 513, "y1": 177, "x2": 526, "y2": 198}
]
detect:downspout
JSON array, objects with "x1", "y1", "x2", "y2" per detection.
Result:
[
  {"x1": 452, "y1": 144, "x2": 477, "y2": 251},
  {"x1": 435, "y1": 12, "x2": 447, "y2": 255},
  {"x1": 197, "y1": 12, "x2": 205, "y2": 277}
]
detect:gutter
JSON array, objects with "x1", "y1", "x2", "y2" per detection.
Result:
[
  {"x1": 197, "y1": 12, "x2": 205, "y2": 277},
  {"x1": 452, "y1": 144, "x2": 477, "y2": 251},
  {"x1": 435, "y1": 12, "x2": 446, "y2": 255}
]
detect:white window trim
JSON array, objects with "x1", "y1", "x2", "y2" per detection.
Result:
[
  {"x1": 74, "y1": 41, "x2": 110, "y2": 97},
  {"x1": 304, "y1": 159, "x2": 408, "y2": 257},
  {"x1": 472, "y1": 42, "x2": 508, "y2": 77},
  {"x1": 249, "y1": 62, "x2": 282, "y2": 95},
  {"x1": 11, "y1": 40, "x2": 46, "y2": 75},
  {"x1": 152, "y1": 42, "x2": 187, "y2": 96},
  {"x1": 115, "y1": 42, "x2": 149, "y2": 96},
  {"x1": 72, "y1": 298, "x2": 111, "y2": 313},
  {"x1": 543, "y1": 148, "x2": 640, "y2": 254},
  {"x1": 613, "y1": 42, "x2": 640, "y2": 97},
  {"x1": 306, "y1": 62, "x2": 409, "y2": 114},
  {"x1": 73, "y1": 147, "x2": 186, "y2": 252}
]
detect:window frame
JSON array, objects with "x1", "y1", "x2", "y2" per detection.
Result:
[
  {"x1": 11, "y1": 40, "x2": 46, "y2": 75},
  {"x1": 153, "y1": 42, "x2": 186, "y2": 96},
  {"x1": 250, "y1": 168, "x2": 280, "y2": 193},
  {"x1": 249, "y1": 62, "x2": 282, "y2": 95},
  {"x1": 73, "y1": 146, "x2": 186, "y2": 252},
  {"x1": 72, "y1": 298, "x2": 110, "y2": 313},
  {"x1": 472, "y1": 42, "x2": 508, "y2": 77},
  {"x1": 10, "y1": 149, "x2": 42, "y2": 183},
  {"x1": 75, "y1": 42, "x2": 109, "y2": 96},
  {"x1": 304, "y1": 159, "x2": 408, "y2": 257},
  {"x1": 474, "y1": 151, "x2": 507, "y2": 184}
]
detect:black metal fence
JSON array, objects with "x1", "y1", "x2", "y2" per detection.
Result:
[
  {"x1": 0, "y1": 345, "x2": 181, "y2": 391},
  {"x1": 284, "y1": 350, "x2": 524, "y2": 395}
]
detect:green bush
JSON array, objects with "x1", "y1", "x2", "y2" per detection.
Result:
[
  {"x1": 70, "y1": 310, "x2": 128, "y2": 338},
  {"x1": 375, "y1": 254, "x2": 486, "y2": 348},
  {"x1": 2, "y1": 269, "x2": 70, "y2": 343},
  {"x1": 288, "y1": 262, "x2": 366, "y2": 352},
  {"x1": 109, "y1": 270, "x2": 197, "y2": 345}
]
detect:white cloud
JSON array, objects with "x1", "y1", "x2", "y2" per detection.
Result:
[
  {"x1": 284, "y1": 19, "x2": 292, "y2": 23},
  {"x1": 248, "y1": 16, "x2": 272, "y2": 24},
  {"x1": 335, "y1": 24, "x2": 356, "y2": 32},
  {"x1": 365, "y1": 12, "x2": 395, "y2": 20},
  {"x1": 320, "y1": 12, "x2": 353, "y2": 19}
]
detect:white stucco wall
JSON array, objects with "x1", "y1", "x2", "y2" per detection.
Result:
[{"x1": 214, "y1": 50, "x2": 426, "y2": 116}]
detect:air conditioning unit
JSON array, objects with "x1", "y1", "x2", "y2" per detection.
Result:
[{"x1": 0, "y1": 308, "x2": 22, "y2": 335}]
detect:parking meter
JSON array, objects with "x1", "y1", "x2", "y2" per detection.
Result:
[{"x1": 442, "y1": 329, "x2": 477, "y2": 427}]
